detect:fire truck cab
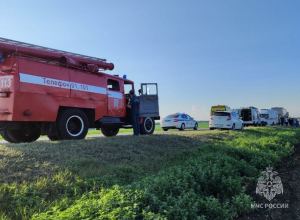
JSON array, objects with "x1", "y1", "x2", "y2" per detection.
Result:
[{"x1": 0, "y1": 38, "x2": 160, "y2": 143}]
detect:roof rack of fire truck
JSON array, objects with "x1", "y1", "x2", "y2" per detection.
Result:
[{"x1": 0, "y1": 37, "x2": 107, "y2": 62}]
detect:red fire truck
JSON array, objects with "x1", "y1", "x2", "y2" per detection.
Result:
[{"x1": 0, "y1": 38, "x2": 160, "y2": 143}]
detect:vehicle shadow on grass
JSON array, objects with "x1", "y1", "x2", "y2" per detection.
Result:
[
  {"x1": 0, "y1": 127, "x2": 295, "y2": 185},
  {"x1": 0, "y1": 130, "x2": 230, "y2": 185}
]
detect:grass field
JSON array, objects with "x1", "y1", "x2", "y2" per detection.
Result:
[
  {"x1": 0, "y1": 122, "x2": 209, "y2": 140},
  {"x1": 0, "y1": 126, "x2": 298, "y2": 219},
  {"x1": 88, "y1": 121, "x2": 209, "y2": 135}
]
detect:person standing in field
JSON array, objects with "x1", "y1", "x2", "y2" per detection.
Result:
[
  {"x1": 285, "y1": 117, "x2": 288, "y2": 126},
  {"x1": 280, "y1": 116, "x2": 284, "y2": 126},
  {"x1": 288, "y1": 117, "x2": 292, "y2": 126},
  {"x1": 127, "y1": 90, "x2": 140, "y2": 136},
  {"x1": 293, "y1": 118, "x2": 297, "y2": 127}
]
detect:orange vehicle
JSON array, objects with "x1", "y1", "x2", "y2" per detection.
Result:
[{"x1": 0, "y1": 38, "x2": 159, "y2": 143}]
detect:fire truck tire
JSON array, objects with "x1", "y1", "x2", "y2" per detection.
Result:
[
  {"x1": 6, "y1": 129, "x2": 41, "y2": 143},
  {"x1": 140, "y1": 117, "x2": 155, "y2": 135},
  {"x1": 57, "y1": 109, "x2": 89, "y2": 140},
  {"x1": 47, "y1": 135, "x2": 59, "y2": 141},
  {"x1": 101, "y1": 127, "x2": 119, "y2": 137},
  {"x1": 1, "y1": 130, "x2": 17, "y2": 143}
]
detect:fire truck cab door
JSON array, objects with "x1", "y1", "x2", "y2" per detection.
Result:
[
  {"x1": 139, "y1": 83, "x2": 159, "y2": 118},
  {"x1": 107, "y1": 78, "x2": 124, "y2": 116}
]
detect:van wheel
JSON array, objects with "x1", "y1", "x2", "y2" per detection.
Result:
[
  {"x1": 232, "y1": 124, "x2": 235, "y2": 130},
  {"x1": 101, "y1": 127, "x2": 119, "y2": 137},
  {"x1": 57, "y1": 108, "x2": 89, "y2": 140},
  {"x1": 1, "y1": 130, "x2": 17, "y2": 143},
  {"x1": 140, "y1": 117, "x2": 155, "y2": 134},
  {"x1": 179, "y1": 123, "x2": 185, "y2": 131},
  {"x1": 194, "y1": 123, "x2": 198, "y2": 130},
  {"x1": 209, "y1": 128, "x2": 214, "y2": 130},
  {"x1": 6, "y1": 128, "x2": 41, "y2": 143},
  {"x1": 163, "y1": 128, "x2": 168, "y2": 131}
]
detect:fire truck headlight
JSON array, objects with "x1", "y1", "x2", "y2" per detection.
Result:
[{"x1": 0, "y1": 92, "x2": 9, "y2": 97}]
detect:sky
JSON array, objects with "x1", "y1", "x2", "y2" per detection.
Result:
[{"x1": 1, "y1": 0, "x2": 300, "y2": 120}]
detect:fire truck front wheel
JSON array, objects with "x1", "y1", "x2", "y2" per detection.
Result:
[
  {"x1": 57, "y1": 109, "x2": 89, "y2": 140},
  {"x1": 140, "y1": 117, "x2": 155, "y2": 135},
  {"x1": 101, "y1": 127, "x2": 119, "y2": 137}
]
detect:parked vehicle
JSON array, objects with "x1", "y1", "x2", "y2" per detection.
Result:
[
  {"x1": 271, "y1": 107, "x2": 289, "y2": 124},
  {"x1": 210, "y1": 105, "x2": 231, "y2": 115},
  {"x1": 240, "y1": 106, "x2": 260, "y2": 126},
  {"x1": 232, "y1": 108, "x2": 241, "y2": 116},
  {"x1": 209, "y1": 111, "x2": 243, "y2": 130},
  {"x1": 160, "y1": 113, "x2": 198, "y2": 131},
  {"x1": 260, "y1": 109, "x2": 278, "y2": 125},
  {"x1": 0, "y1": 38, "x2": 160, "y2": 143}
]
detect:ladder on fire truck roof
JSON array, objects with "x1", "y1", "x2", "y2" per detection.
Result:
[{"x1": 0, "y1": 37, "x2": 107, "y2": 62}]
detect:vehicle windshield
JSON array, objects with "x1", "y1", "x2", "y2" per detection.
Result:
[
  {"x1": 213, "y1": 112, "x2": 230, "y2": 116},
  {"x1": 165, "y1": 114, "x2": 179, "y2": 118},
  {"x1": 260, "y1": 114, "x2": 268, "y2": 118}
]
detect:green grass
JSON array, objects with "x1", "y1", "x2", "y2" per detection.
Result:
[
  {"x1": 0, "y1": 122, "x2": 209, "y2": 140},
  {"x1": 0, "y1": 126, "x2": 298, "y2": 220},
  {"x1": 88, "y1": 121, "x2": 209, "y2": 135}
]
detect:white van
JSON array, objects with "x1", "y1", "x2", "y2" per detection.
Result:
[
  {"x1": 271, "y1": 107, "x2": 289, "y2": 124},
  {"x1": 260, "y1": 109, "x2": 278, "y2": 125},
  {"x1": 240, "y1": 107, "x2": 260, "y2": 126}
]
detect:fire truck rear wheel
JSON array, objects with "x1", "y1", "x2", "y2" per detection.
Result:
[
  {"x1": 1, "y1": 130, "x2": 17, "y2": 143},
  {"x1": 6, "y1": 129, "x2": 41, "y2": 143},
  {"x1": 57, "y1": 109, "x2": 89, "y2": 140},
  {"x1": 101, "y1": 127, "x2": 119, "y2": 137},
  {"x1": 140, "y1": 117, "x2": 155, "y2": 135}
]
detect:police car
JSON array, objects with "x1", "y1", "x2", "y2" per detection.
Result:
[{"x1": 160, "y1": 113, "x2": 198, "y2": 131}]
